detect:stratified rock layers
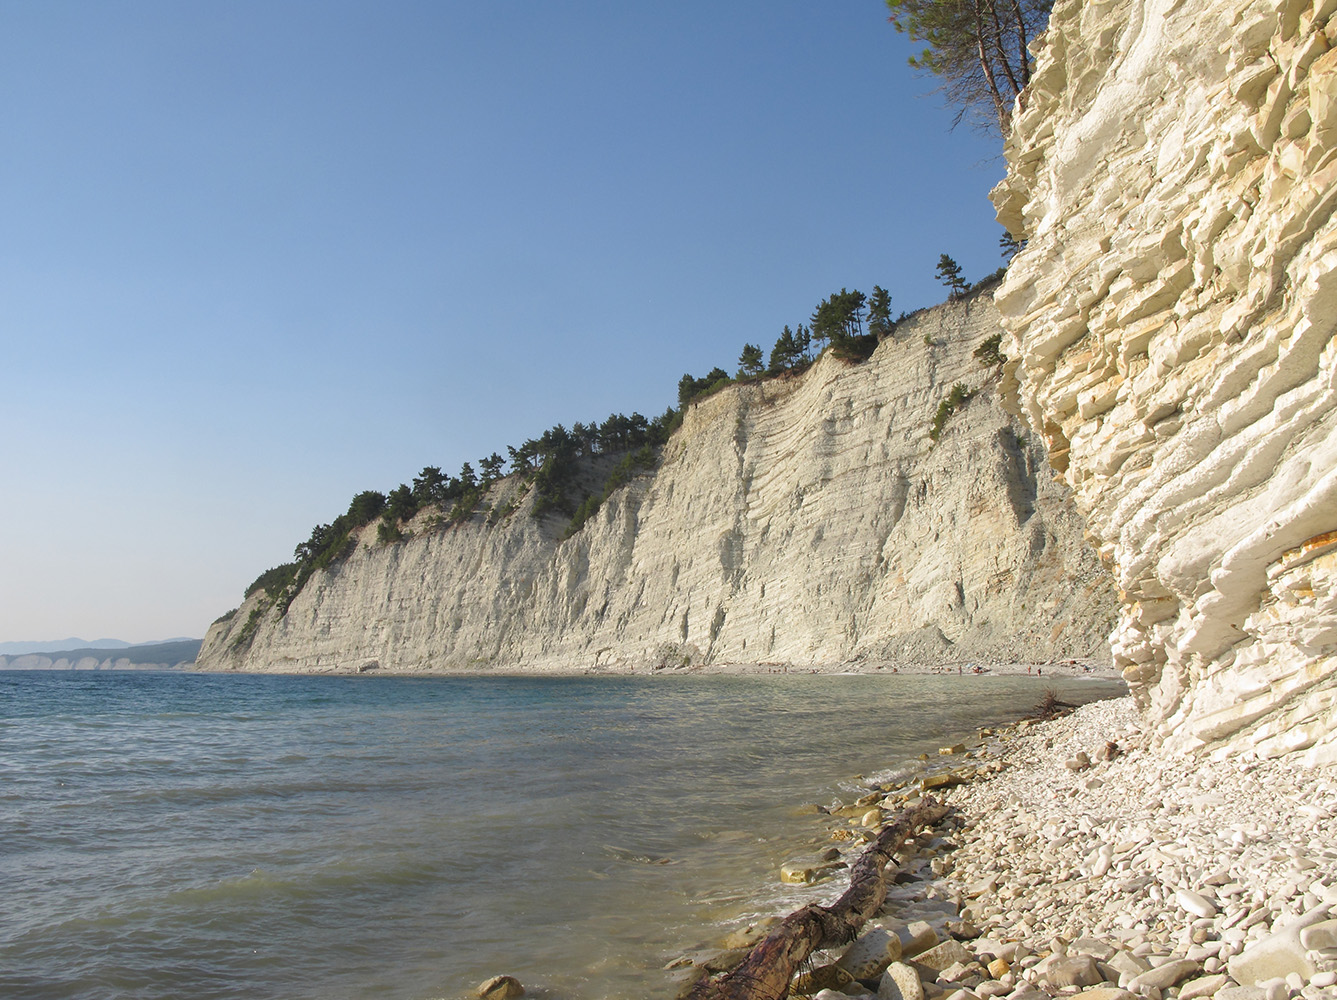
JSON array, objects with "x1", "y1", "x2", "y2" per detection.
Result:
[
  {"x1": 198, "y1": 296, "x2": 1115, "y2": 674},
  {"x1": 992, "y1": 0, "x2": 1337, "y2": 760}
]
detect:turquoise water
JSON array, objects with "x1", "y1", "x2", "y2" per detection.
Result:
[{"x1": 0, "y1": 670, "x2": 1122, "y2": 1000}]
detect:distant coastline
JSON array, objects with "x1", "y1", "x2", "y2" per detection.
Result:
[{"x1": 0, "y1": 638, "x2": 200, "y2": 671}]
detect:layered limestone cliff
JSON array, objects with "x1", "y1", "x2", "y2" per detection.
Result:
[
  {"x1": 993, "y1": 0, "x2": 1337, "y2": 761},
  {"x1": 199, "y1": 294, "x2": 1116, "y2": 674}
]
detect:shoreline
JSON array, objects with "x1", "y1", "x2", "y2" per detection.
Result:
[
  {"x1": 179, "y1": 657, "x2": 1121, "y2": 680},
  {"x1": 674, "y1": 696, "x2": 1337, "y2": 1000}
]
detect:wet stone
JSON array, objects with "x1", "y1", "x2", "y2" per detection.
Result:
[
  {"x1": 793, "y1": 964, "x2": 856, "y2": 995},
  {"x1": 476, "y1": 975, "x2": 524, "y2": 999}
]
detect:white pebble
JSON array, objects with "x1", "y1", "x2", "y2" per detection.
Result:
[{"x1": 1176, "y1": 890, "x2": 1218, "y2": 919}]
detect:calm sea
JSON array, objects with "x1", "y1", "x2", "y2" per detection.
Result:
[{"x1": 0, "y1": 670, "x2": 1123, "y2": 1000}]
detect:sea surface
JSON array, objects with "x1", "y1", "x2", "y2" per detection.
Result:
[{"x1": 0, "y1": 669, "x2": 1123, "y2": 1000}]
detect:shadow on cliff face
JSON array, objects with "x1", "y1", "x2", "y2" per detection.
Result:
[{"x1": 997, "y1": 426, "x2": 1037, "y2": 524}]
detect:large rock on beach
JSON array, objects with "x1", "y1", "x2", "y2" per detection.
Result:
[
  {"x1": 1039, "y1": 953, "x2": 1104, "y2": 989},
  {"x1": 878, "y1": 962, "x2": 925, "y2": 1000},
  {"x1": 892, "y1": 920, "x2": 940, "y2": 958},
  {"x1": 838, "y1": 927, "x2": 904, "y2": 980},
  {"x1": 1128, "y1": 958, "x2": 1201, "y2": 992},
  {"x1": 1228, "y1": 928, "x2": 1319, "y2": 986},
  {"x1": 911, "y1": 939, "x2": 975, "y2": 974}
]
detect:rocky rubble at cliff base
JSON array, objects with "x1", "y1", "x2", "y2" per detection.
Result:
[{"x1": 684, "y1": 699, "x2": 1337, "y2": 1000}]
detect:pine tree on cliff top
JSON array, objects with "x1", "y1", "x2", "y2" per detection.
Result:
[
  {"x1": 936, "y1": 254, "x2": 969, "y2": 298},
  {"x1": 886, "y1": 0, "x2": 1051, "y2": 134}
]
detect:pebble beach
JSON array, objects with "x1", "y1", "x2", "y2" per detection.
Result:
[{"x1": 672, "y1": 695, "x2": 1337, "y2": 1000}]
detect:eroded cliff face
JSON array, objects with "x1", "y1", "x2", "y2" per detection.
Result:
[
  {"x1": 993, "y1": 0, "x2": 1337, "y2": 761},
  {"x1": 198, "y1": 295, "x2": 1115, "y2": 674}
]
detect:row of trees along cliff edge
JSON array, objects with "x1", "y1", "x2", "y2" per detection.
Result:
[{"x1": 225, "y1": 263, "x2": 1008, "y2": 632}]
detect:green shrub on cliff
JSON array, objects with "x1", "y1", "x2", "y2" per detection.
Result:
[
  {"x1": 246, "y1": 562, "x2": 297, "y2": 600},
  {"x1": 562, "y1": 446, "x2": 658, "y2": 540},
  {"x1": 974, "y1": 333, "x2": 1005, "y2": 366},
  {"x1": 230, "y1": 603, "x2": 268, "y2": 650},
  {"x1": 930, "y1": 382, "x2": 973, "y2": 441}
]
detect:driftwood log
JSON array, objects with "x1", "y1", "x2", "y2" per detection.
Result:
[{"x1": 686, "y1": 796, "x2": 949, "y2": 1000}]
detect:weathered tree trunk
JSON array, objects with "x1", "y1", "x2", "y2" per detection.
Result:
[{"x1": 686, "y1": 797, "x2": 949, "y2": 1000}]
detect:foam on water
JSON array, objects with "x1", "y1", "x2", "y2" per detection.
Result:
[{"x1": 0, "y1": 669, "x2": 1122, "y2": 1000}]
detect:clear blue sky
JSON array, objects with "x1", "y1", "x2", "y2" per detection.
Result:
[{"x1": 2, "y1": 1, "x2": 1008, "y2": 644}]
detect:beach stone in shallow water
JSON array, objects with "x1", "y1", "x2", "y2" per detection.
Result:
[
  {"x1": 475, "y1": 975, "x2": 524, "y2": 999},
  {"x1": 701, "y1": 947, "x2": 752, "y2": 973},
  {"x1": 793, "y1": 964, "x2": 855, "y2": 994},
  {"x1": 780, "y1": 854, "x2": 845, "y2": 884},
  {"x1": 718, "y1": 917, "x2": 780, "y2": 950}
]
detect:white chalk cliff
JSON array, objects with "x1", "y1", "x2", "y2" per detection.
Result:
[
  {"x1": 198, "y1": 294, "x2": 1116, "y2": 674},
  {"x1": 993, "y1": 0, "x2": 1337, "y2": 761}
]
